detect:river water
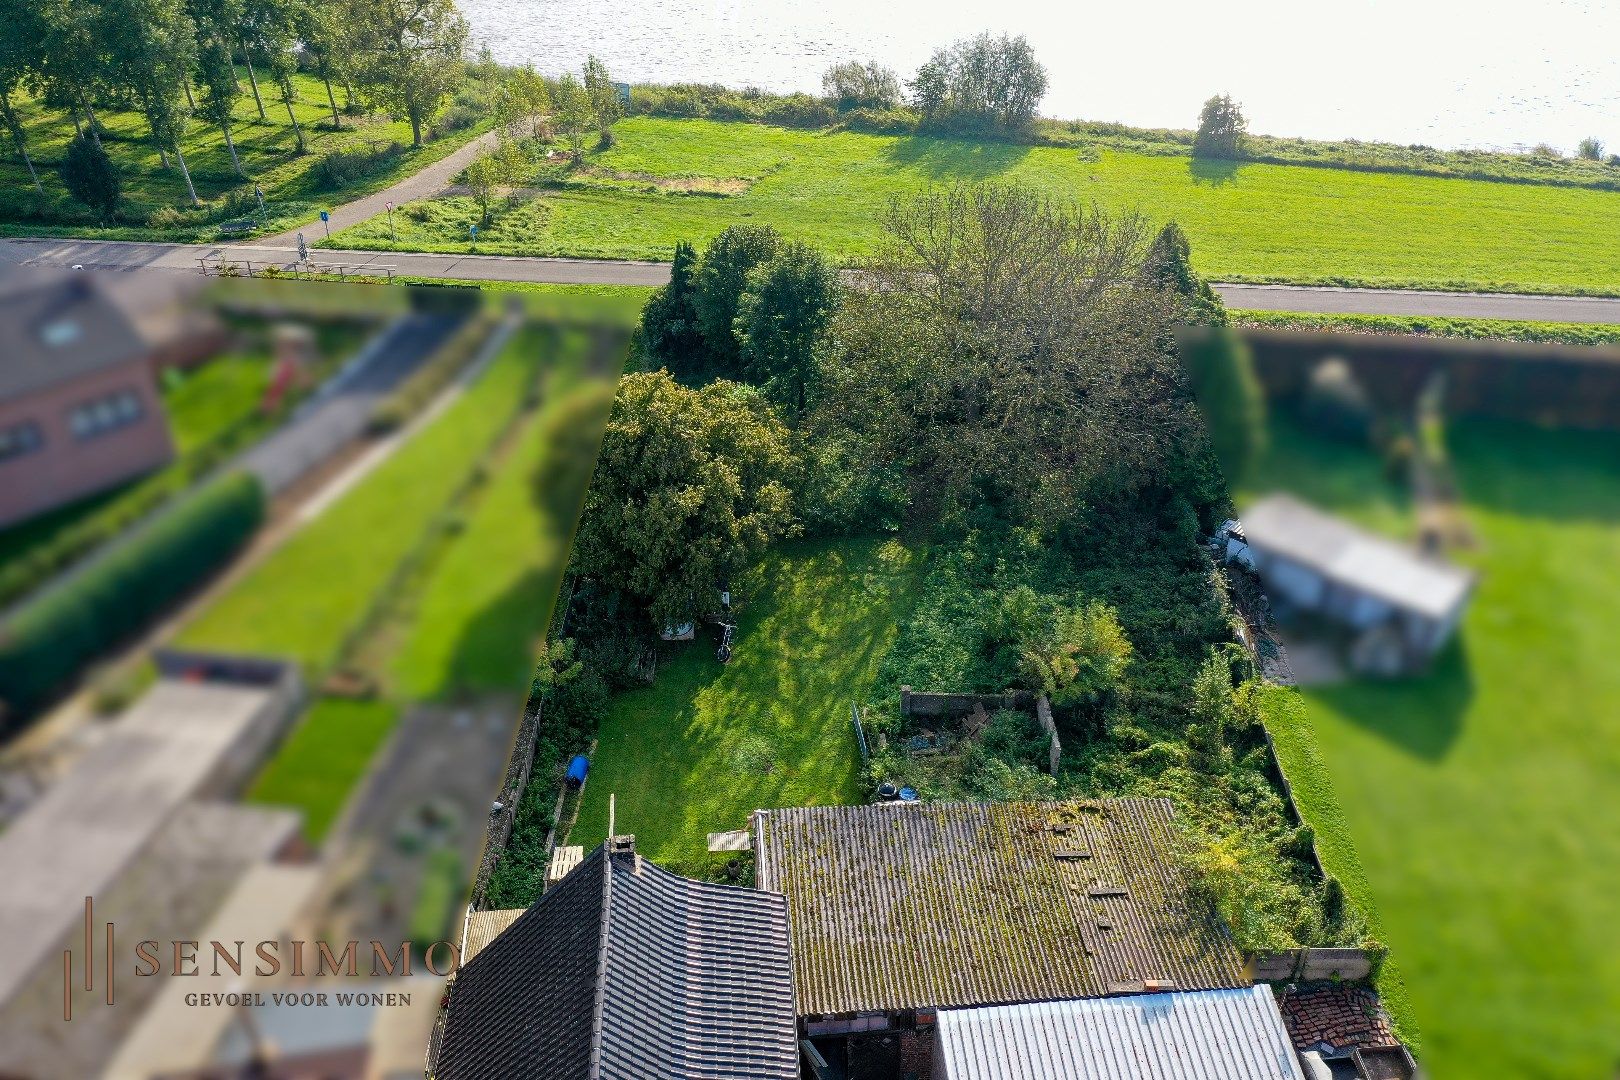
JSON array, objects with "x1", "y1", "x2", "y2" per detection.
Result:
[{"x1": 460, "y1": 0, "x2": 1619, "y2": 153}]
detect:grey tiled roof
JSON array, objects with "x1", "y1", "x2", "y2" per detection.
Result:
[
  {"x1": 754, "y1": 799, "x2": 1248, "y2": 1017},
  {"x1": 0, "y1": 272, "x2": 149, "y2": 402},
  {"x1": 435, "y1": 839, "x2": 800, "y2": 1080}
]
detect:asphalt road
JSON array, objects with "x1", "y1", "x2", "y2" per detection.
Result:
[{"x1": 3, "y1": 236, "x2": 1619, "y2": 322}]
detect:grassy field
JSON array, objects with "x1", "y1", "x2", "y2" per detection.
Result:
[
  {"x1": 571, "y1": 536, "x2": 925, "y2": 863},
  {"x1": 0, "y1": 69, "x2": 489, "y2": 239},
  {"x1": 329, "y1": 115, "x2": 1620, "y2": 295},
  {"x1": 1245, "y1": 413, "x2": 1620, "y2": 1077},
  {"x1": 175, "y1": 326, "x2": 538, "y2": 669}
]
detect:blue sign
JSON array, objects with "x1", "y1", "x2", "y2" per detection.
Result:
[
  {"x1": 319, "y1": 210, "x2": 330, "y2": 222},
  {"x1": 470, "y1": 225, "x2": 479, "y2": 238}
]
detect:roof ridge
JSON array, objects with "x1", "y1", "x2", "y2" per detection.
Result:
[{"x1": 585, "y1": 843, "x2": 614, "y2": 1080}]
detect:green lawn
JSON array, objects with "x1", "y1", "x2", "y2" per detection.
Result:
[
  {"x1": 175, "y1": 326, "x2": 538, "y2": 669},
  {"x1": 1246, "y1": 414, "x2": 1620, "y2": 1077},
  {"x1": 0, "y1": 69, "x2": 490, "y2": 239},
  {"x1": 331, "y1": 115, "x2": 1620, "y2": 295},
  {"x1": 246, "y1": 696, "x2": 400, "y2": 843},
  {"x1": 390, "y1": 330, "x2": 611, "y2": 700},
  {"x1": 571, "y1": 536, "x2": 926, "y2": 863}
]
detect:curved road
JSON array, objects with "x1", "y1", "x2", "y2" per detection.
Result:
[{"x1": 3, "y1": 236, "x2": 1619, "y2": 323}]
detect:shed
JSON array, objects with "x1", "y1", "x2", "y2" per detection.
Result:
[
  {"x1": 933, "y1": 986, "x2": 1306, "y2": 1080},
  {"x1": 1228, "y1": 493, "x2": 1474, "y2": 672}
]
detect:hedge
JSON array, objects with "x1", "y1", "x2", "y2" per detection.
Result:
[{"x1": 0, "y1": 471, "x2": 266, "y2": 727}]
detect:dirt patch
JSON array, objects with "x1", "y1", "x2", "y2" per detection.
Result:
[{"x1": 571, "y1": 165, "x2": 753, "y2": 195}]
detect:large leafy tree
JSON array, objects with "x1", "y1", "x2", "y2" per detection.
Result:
[
  {"x1": 107, "y1": 0, "x2": 201, "y2": 204},
  {"x1": 188, "y1": 0, "x2": 246, "y2": 177},
  {"x1": 909, "y1": 32, "x2": 1047, "y2": 133},
  {"x1": 1139, "y1": 222, "x2": 1224, "y2": 325},
  {"x1": 637, "y1": 241, "x2": 705, "y2": 380},
  {"x1": 0, "y1": 0, "x2": 45, "y2": 193},
  {"x1": 818, "y1": 183, "x2": 1203, "y2": 527},
  {"x1": 691, "y1": 224, "x2": 781, "y2": 381},
  {"x1": 1193, "y1": 93, "x2": 1247, "y2": 159},
  {"x1": 735, "y1": 241, "x2": 841, "y2": 418},
  {"x1": 581, "y1": 55, "x2": 622, "y2": 142},
  {"x1": 570, "y1": 371, "x2": 797, "y2": 632},
  {"x1": 35, "y1": 0, "x2": 114, "y2": 148},
  {"x1": 344, "y1": 0, "x2": 469, "y2": 147}
]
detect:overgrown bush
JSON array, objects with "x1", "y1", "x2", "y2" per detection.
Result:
[
  {"x1": 822, "y1": 60, "x2": 902, "y2": 111},
  {"x1": 761, "y1": 93, "x2": 838, "y2": 129},
  {"x1": 0, "y1": 471, "x2": 265, "y2": 727},
  {"x1": 310, "y1": 142, "x2": 405, "y2": 191}
]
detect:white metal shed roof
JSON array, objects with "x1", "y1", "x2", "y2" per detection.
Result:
[
  {"x1": 1239, "y1": 493, "x2": 1473, "y2": 621},
  {"x1": 935, "y1": 986, "x2": 1307, "y2": 1080}
]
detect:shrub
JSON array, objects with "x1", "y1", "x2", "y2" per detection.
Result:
[
  {"x1": 762, "y1": 93, "x2": 838, "y2": 129},
  {"x1": 821, "y1": 60, "x2": 902, "y2": 111},
  {"x1": 841, "y1": 106, "x2": 918, "y2": 135},
  {"x1": 310, "y1": 142, "x2": 405, "y2": 191},
  {"x1": 146, "y1": 205, "x2": 196, "y2": 230},
  {"x1": 0, "y1": 472, "x2": 265, "y2": 728},
  {"x1": 1577, "y1": 136, "x2": 1604, "y2": 161},
  {"x1": 60, "y1": 134, "x2": 121, "y2": 221}
]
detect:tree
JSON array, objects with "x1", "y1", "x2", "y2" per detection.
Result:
[
  {"x1": 735, "y1": 241, "x2": 841, "y2": 418},
  {"x1": 107, "y1": 0, "x2": 201, "y2": 204},
  {"x1": 1140, "y1": 222, "x2": 1224, "y2": 324},
  {"x1": 637, "y1": 240, "x2": 705, "y2": 380},
  {"x1": 463, "y1": 137, "x2": 525, "y2": 225},
  {"x1": 582, "y1": 55, "x2": 622, "y2": 143},
  {"x1": 569, "y1": 371, "x2": 797, "y2": 632},
  {"x1": 821, "y1": 60, "x2": 900, "y2": 110},
  {"x1": 819, "y1": 184, "x2": 1200, "y2": 526},
  {"x1": 297, "y1": 1, "x2": 349, "y2": 128},
  {"x1": 908, "y1": 33, "x2": 1047, "y2": 132},
  {"x1": 691, "y1": 224, "x2": 781, "y2": 380},
  {"x1": 188, "y1": 0, "x2": 246, "y2": 177},
  {"x1": 35, "y1": 0, "x2": 114, "y2": 148},
  {"x1": 60, "y1": 133, "x2": 121, "y2": 220},
  {"x1": 497, "y1": 63, "x2": 551, "y2": 139},
  {"x1": 1178, "y1": 326, "x2": 1264, "y2": 489},
  {"x1": 551, "y1": 71, "x2": 592, "y2": 160},
  {"x1": 1194, "y1": 94, "x2": 1246, "y2": 159},
  {"x1": 0, "y1": 0, "x2": 45, "y2": 194},
  {"x1": 1577, "y1": 136, "x2": 1604, "y2": 161},
  {"x1": 345, "y1": 0, "x2": 469, "y2": 147}
]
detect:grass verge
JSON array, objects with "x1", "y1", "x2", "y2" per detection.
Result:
[{"x1": 246, "y1": 696, "x2": 399, "y2": 844}]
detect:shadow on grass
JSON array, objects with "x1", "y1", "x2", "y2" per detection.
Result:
[
  {"x1": 1188, "y1": 157, "x2": 1243, "y2": 186},
  {"x1": 881, "y1": 135, "x2": 1033, "y2": 181},
  {"x1": 1306, "y1": 638, "x2": 1474, "y2": 762}
]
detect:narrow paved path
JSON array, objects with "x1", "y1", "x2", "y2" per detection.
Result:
[
  {"x1": 253, "y1": 128, "x2": 505, "y2": 247},
  {"x1": 4, "y1": 236, "x2": 1619, "y2": 322}
]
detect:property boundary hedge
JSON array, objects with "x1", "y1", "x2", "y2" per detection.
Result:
[{"x1": 0, "y1": 471, "x2": 265, "y2": 727}]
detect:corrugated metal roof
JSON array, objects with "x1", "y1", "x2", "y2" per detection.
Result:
[
  {"x1": 935, "y1": 986, "x2": 1307, "y2": 1080},
  {"x1": 1239, "y1": 494, "x2": 1473, "y2": 620},
  {"x1": 755, "y1": 800, "x2": 1247, "y2": 1017},
  {"x1": 436, "y1": 839, "x2": 800, "y2": 1080}
]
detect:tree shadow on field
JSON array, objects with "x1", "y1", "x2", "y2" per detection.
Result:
[
  {"x1": 1188, "y1": 157, "x2": 1243, "y2": 186},
  {"x1": 1306, "y1": 637, "x2": 1474, "y2": 763},
  {"x1": 882, "y1": 136, "x2": 1033, "y2": 181}
]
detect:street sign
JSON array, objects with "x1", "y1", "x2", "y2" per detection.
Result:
[
  {"x1": 296, "y1": 232, "x2": 308, "y2": 262},
  {"x1": 319, "y1": 209, "x2": 331, "y2": 239},
  {"x1": 319, "y1": 210, "x2": 329, "y2": 222}
]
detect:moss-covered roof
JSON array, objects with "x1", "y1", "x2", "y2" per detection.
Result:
[{"x1": 754, "y1": 799, "x2": 1247, "y2": 1016}]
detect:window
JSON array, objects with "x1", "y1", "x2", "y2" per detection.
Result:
[
  {"x1": 0, "y1": 421, "x2": 43, "y2": 463},
  {"x1": 68, "y1": 389, "x2": 144, "y2": 441},
  {"x1": 40, "y1": 319, "x2": 82, "y2": 348}
]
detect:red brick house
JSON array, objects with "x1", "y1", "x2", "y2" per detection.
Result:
[{"x1": 0, "y1": 273, "x2": 182, "y2": 529}]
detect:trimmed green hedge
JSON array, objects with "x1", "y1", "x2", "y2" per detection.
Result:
[{"x1": 0, "y1": 471, "x2": 265, "y2": 726}]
